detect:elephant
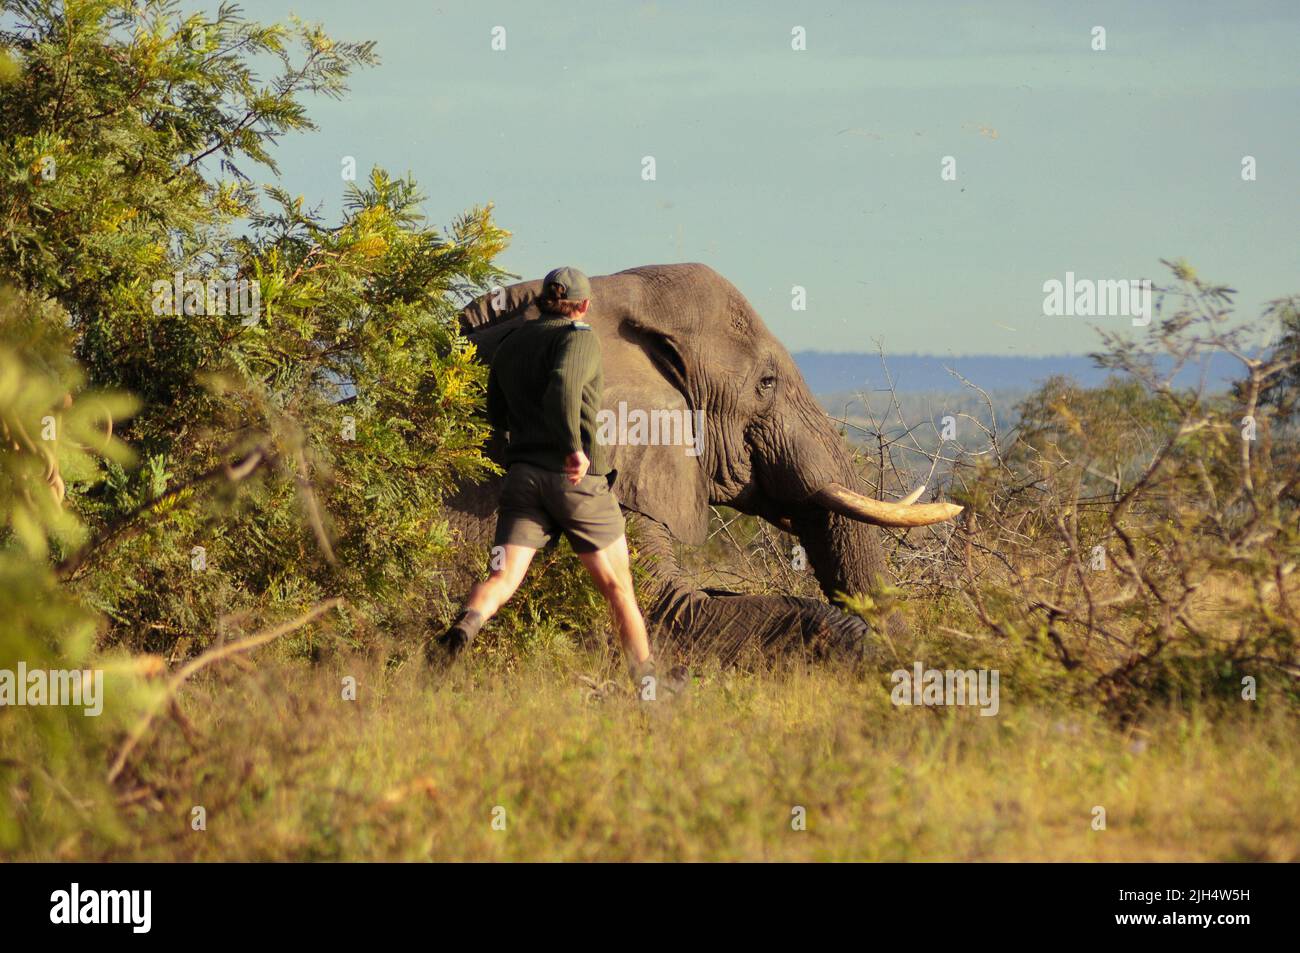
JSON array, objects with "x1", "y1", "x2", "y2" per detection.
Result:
[{"x1": 442, "y1": 263, "x2": 961, "y2": 665}]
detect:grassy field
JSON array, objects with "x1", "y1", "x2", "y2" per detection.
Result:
[{"x1": 23, "y1": 646, "x2": 1295, "y2": 863}]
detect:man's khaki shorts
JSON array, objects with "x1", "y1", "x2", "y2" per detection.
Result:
[{"x1": 493, "y1": 463, "x2": 625, "y2": 554}]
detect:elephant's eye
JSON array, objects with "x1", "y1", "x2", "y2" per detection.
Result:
[{"x1": 758, "y1": 375, "x2": 777, "y2": 393}]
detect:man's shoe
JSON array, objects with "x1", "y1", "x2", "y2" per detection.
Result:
[
  {"x1": 629, "y1": 656, "x2": 656, "y2": 698},
  {"x1": 440, "y1": 625, "x2": 472, "y2": 657},
  {"x1": 425, "y1": 609, "x2": 483, "y2": 669},
  {"x1": 629, "y1": 657, "x2": 689, "y2": 701}
]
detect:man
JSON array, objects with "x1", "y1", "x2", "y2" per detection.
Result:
[{"x1": 432, "y1": 267, "x2": 654, "y2": 685}]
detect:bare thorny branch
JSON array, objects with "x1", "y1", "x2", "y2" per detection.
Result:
[{"x1": 820, "y1": 284, "x2": 1299, "y2": 702}]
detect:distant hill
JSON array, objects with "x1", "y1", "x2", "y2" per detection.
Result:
[{"x1": 793, "y1": 352, "x2": 1244, "y2": 396}]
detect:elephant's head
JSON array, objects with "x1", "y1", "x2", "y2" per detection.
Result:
[{"x1": 460, "y1": 263, "x2": 959, "y2": 614}]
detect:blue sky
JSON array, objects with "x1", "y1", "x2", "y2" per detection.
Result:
[{"x1": 240, "y1": 0, "x2": 1297, "y2": 356}]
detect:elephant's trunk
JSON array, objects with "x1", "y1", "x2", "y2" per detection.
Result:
[
  {"x1": 768, "y1": 411, "x2": 955, "y2": 634},
  {"x1": 757, "y1": 416, "x2": 893, "y2": 602},
  {"x1": 790, "y1": 508, "x2": 892, "y2": 606}
]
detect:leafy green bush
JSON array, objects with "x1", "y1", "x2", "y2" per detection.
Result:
[
  {"x1": 0, "y1": 0, "x2": 514, "y2": 850},
  {"x1": 0, "y1": 285, "x2": 145, "y2": 853},
  {"x1": 2, "y1": 0, "x2": 511, "y2": 654}
]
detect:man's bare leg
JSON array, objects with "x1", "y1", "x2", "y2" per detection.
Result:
[
  {"x1": 576, "y1": 535, "x2": 651, "y2": 665},
  {"x1": 465, "y1": 543, "x2": 538, "y2": 618},
  {"x1": 434, "y1": 544, "x2": 537, "y2": 661}
]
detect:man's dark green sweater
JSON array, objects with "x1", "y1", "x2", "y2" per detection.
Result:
[{"x1": 486, "y1": 315, "x2": 609, "y2": 476}]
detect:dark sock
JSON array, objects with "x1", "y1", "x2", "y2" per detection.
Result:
[
  {"x1": 439, "y1": 608, "x2": 485, "y2": 658},
  {"x1": 453, "y1": 608, "x2": 485, "y2": 639},
  {"x1": 629, "y1": 656, "x2": 656, "y2": 691}
]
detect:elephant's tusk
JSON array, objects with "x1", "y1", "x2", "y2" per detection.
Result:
[
  {"x1": 811, "y1": 483, "x2": 962, "y2": 528},
  {"x1": 898, "y1": 484, "x2": 926, "y2": 506}
]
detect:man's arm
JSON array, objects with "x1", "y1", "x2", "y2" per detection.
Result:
[
  {"x1": 542, "y1": 328, "x2": 601, "y2": 462},
  {"x1": 486, "y1": 364, "x2": 508, "y2": 435}
]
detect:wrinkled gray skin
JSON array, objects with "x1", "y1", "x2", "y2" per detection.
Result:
[{"x1": 445, "y1": 263, "x2": 897, "y2": 663}]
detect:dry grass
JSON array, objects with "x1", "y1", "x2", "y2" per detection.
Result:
[{"x1": 16, "y1": 646, "x2": 1295, "y2": 862}]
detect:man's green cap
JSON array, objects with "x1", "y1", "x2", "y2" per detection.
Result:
[{"x1": 542, "y1": 266, "x2": 592, "y2": 302}]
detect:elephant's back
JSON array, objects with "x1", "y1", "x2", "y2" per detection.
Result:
[{"x1": 606, "y1": 262, "x2": 730, "y2": 300}]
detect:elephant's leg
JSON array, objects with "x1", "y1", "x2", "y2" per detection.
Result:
[
  {"x1": 439, "y1": 475, "x2": 505, "y2": 594},
  {"x1": 626, "y1": 513, "x2": 879, "y2": 665}
]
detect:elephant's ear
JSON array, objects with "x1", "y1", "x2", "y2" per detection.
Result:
[
  {"x1": 601, "y1": 326, "x2": 710, "y2": 546},
  {"x1": 460, "y1": 279, "x2": 543, "y2": 333}
]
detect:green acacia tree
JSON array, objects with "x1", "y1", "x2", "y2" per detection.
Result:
[
  {"x1": 1, "y1": 0, "x2": 514, "y2": 852},
  {"x1": 1, "y1": 0, "x2": 510, "y2": 650},
  {"x1": 0, "y1": 282, "x2": 143, "y2": 853}
]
